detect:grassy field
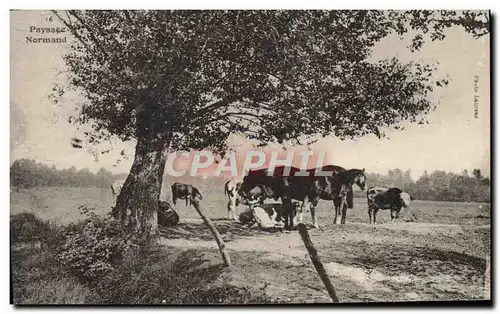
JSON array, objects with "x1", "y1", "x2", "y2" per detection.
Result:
[
  {"x1": 10, "y1": 184, "x2": 490, "y2": 226},
  {"x1": 10, "y1": 184, "x2": 491, "y2": 303}
]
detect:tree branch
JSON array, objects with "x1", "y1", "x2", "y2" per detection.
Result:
[
  {"x1": 68, "y1": 11, "x2": 110, "y2": 60},
  {"x1": 123, "y1": 10, "x2": 134, "y2": 24},
  {"x1": 192, "y1": 96, "x2": 240, "y2": 121},
  {"x1": 52, "y1": 11, "x2": 94, "y2": 55}
]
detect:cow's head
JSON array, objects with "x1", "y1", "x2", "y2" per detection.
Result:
[
  {"x1": 400, "y1": 192, "x2": 412, "y2": 208},
  {"x1": 193, "y1": 188, "x2": 203, "y2": 200},
  {"x1": 239, "y1": 210, "x2": 255, "y2": 225},
  {"x1": 238, "y1": 175, "x2": 274, "y2": 203},
  {"x1": 345, "y1": 168, "x2": 366, "y2": 192},
  {"x1": 242, "y1": 184, "x2": 273, "y2": 205}
]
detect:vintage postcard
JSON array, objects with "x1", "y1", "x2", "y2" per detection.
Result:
[{"x1": 10, "y1": 10, "x2": 491, "y2": 305}]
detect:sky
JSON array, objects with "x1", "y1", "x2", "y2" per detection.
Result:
[{"x1": 10, "y1": 10, "x2": 491, "y2": 180}]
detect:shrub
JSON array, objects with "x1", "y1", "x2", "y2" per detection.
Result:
[
  {"x1": 10, "y1": 213, "x2": 54, "y2": 244},
  {"x1": 91, "y1": 246, "x2": 177, "y2": 304},
  {"x1": 90, "y1": 247, "x2": 271, "y2": 305},
  {"x1": 12, "y1": 209, "x2": 270, "y2": 304},
  {"x1": 56, "y1": 204, "x2": 157, "y2": 282},
  {"x1": 56, "y1": 213, "x2": 130, "y2": 282},
  {"x1": 11, "y1": 245, "x2": 97, "y2": 304},
  {"x1": 182, "y1": 285, "x2": 270, "y2": 304}
]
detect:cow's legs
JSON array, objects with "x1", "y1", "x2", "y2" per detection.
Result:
[
  {"x1": 333, "y1": 198, "x2": 341, "y2": 225},
  {"x1": 373, "y1": 208, "x2": 379, "y2": 224},
  {"x1": 297, "y1": 195, "x2": 311, "y2": 225},
  {"x1": 310, "y1": 198, "x2": 319, "y2": 229},
  {"x1": 340, "y1": 197, "x2": 348, "y2": 225},
  {"x1": 297, "y1": 204, "x2": 304, "y2": 225},
  {"x1": 226, "y1": 200, "x2": 233, "y2": 220},
  {"x1": 332, "y1": 200, "x2": 337, "y2": 225},
  {"x1": 282, "y1": 198, "x2": 294, "y2": 230},
  {"x1": 394, "y1": 207, "x2": 401, "y2": 221},
  {"x1": 227, "y1": 198, "x2": 237, "y2": 220},
  {"x1": 368, "y1": 206, "x2": 373, "y2": 224},
  {"x1": 282, "y1": 179, "x2": 294, "y2": 230},
  {"x1": 390, "y1": 207, "x2": 397, "y2": 223}
]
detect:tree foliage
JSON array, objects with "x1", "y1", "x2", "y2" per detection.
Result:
[
  {"x1": 389, "y1": 10, "x2": 490, "y2": 51},
  {"x1": 52, "y1": 10, "x2": 453, "y2": 154},
  {"x1": 49, "y1": 9, "x2": 489, "y2": 232}
]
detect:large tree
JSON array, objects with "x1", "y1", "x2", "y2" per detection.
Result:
[{"x1": 52, "y1": 10, "x2": 487, "y2": 234}]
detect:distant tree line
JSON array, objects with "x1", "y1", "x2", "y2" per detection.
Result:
[
  {"x1": 354, "y1": 168, "x2": 490, "y2": 203},
  {"x1": 9, "y1": 159, "x2": 120, "y2": 190},
  {"x1": 10, "y1": 159, "x2": 490, "y2": 203}
]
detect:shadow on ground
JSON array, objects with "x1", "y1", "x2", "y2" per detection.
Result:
[
  {"x1": 159, "y1": 219, "x2": 310, "y2": 242},
  {"x1": 158, "y1": 217, "x2": 490, "y2": 303}
]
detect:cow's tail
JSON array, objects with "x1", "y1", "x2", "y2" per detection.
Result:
[
  {"x1": 347, "y1": 189, "x2": 354, "y2": 209},
  {"x1": 171, "y1": 185, "x2": 177, "y2": 206},
  {"x1": 224, "y1": 182, "x2": 228, "y2": 197}
]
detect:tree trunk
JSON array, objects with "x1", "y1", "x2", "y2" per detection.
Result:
[{"x1": 112, "y1": 132, "x2": 169, "y2": 235}]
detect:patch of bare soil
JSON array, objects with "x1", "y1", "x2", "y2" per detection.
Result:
[{"x1": 159, "y1": 219, "x2": 489, "y2": 303}]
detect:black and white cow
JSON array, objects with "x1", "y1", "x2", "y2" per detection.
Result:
[
  {"x1": 366, "y1": 187, "x2": 414, "y2": 224},
  {"x1": 224, "y1": 179, "x2": 242, "y2": 221},
  {"x1": 238, "y1": 202, "x2": 301, "y2": 228}
]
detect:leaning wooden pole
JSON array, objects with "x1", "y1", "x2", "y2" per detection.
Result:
[
  {"x1": 191, "y1": 199, "x2": 231, "y2": 267},
  {"x1": 298, "y1": 223, "x2": 339, "y2": 303}
]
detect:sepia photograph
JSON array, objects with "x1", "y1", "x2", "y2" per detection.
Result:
[{"x1": 9, "y1": 9, "x2": 491, "y2": 305}]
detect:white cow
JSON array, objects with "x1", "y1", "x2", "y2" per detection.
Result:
[
  {"x1": 111, "y1": 179, "x2": 126, "y2": 205},
  {"x1": 224, "y1": 179, "x2": 242, "y2": 221},
  {"x1": 239, "y1": 202, "x2": 301, "y2": 229}
]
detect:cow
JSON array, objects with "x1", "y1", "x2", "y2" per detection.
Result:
[
  {"x1": 224, "y1": 179, "x2": 242, "y2": 221},
  {"x1": 239, "y1": 202, "x2": 301, "y2": 228},
  {"x1": 238, "y1": 165, "x2": 366, "y2": 229},
  {"x1": 366, "y1": 187, "x2": 414, "y2": 224},
  {"x1": 110, "y1": 179, "x2": 126, "y2": 204},
  {"x1": 171, "y1": 182, "x2": 203, "y2": 207}
]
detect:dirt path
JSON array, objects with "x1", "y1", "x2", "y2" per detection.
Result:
[{"x1": 159, "y1": 219, "x2": 489, "y2": 303}]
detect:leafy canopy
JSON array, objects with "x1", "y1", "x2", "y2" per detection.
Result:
[{"x1": 53, "y1": 10, "x2": 464, "y2": 155}]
